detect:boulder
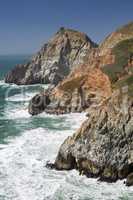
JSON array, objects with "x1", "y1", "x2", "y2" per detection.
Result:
[{"x1": 28, "y1": 92, "x2": 51, "y2": 115}]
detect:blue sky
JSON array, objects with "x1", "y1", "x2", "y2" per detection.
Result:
[{"x1": 0, "y1": 0, "x2": 132, "y2": 54}]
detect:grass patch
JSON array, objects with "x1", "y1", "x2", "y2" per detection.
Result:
[
  {"x1": 114, "y1": 74, "x2": 133, "y2": 96},
  {"x1": 102, "y1": 38, "x2": 133, "y2": 83},
  {"x1": 116, "y1": 22, "x2": 133, "y2": 35}
]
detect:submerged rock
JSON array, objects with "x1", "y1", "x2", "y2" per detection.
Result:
[{"x1": 5, "y1": 28, "x2": 97, "y2": 85}]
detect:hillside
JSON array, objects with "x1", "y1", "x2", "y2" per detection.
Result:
[
  {"x1": 29, "y1": 22, "x2": 133, "y2": 115},
  {"x1": 100, "y1": 21, "x2": 133, "y2": 53},
  {"x1": 35, "y1": 22, "x2": 133, "y2": 186}
]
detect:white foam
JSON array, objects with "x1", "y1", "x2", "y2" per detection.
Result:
[
  {"x1": 6, "y1": 92, "x2": 38, "y2": 102},
  {"x1": 0, "y1": 113, "x2": 85, "y2": 200},
  {"x1": 0, "y1": 80, "x2": 5, "y2": 85},
  {"x1": 6, "y1": 107, "x2": 31, "y2": 119},
  {"x1": 4, "y1": 91, "x2": 38, "y2": 120},
  {"x1": 3, "y1": 100, "x2": 30, "y2": 120},
  {"x1": 0, "y1": 80, "x2": 20, "y2": 88},
  {"x1": 39, "y1": 112, "x2": 87, "y2": 130},
  {"x1": 0, "y1": 113, "x2": 132, "y2": 200},
  {"x1": 0, "y1": 80, "x2": 10, "y2": 87},
  {"x1": 1, "y1": 80, "x2": 133, "y2": 199},
  {"x1": 0, "y1": 80, "x2": 49, "y2": 89}
]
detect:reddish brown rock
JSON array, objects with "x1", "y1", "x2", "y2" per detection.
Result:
[
  {"x1": 29, "y1": 64, "x2": 112, "y2": 115},
  {"x1": 54, "y1": 91, "x2": 133, "y2": 184}
]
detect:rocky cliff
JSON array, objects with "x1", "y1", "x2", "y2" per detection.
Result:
[
  {"x1": 29, "y1": 22, "x2": 133, "y2": 115},
  {"x1": 43, "y1": 22, "x2": 133, "y2": 186},
  {"x1": 6, "y1": 22, "x2": 133, "y2": 186},
  {"x1": 28, "y1": 65, "x2": 112, "y2": 115},
  {"x1": 53, "y1": 90, "x2": 133, "y2": 186},
  {"x1": 5, "y1": 27, "x2": 96, "y2": 85}
]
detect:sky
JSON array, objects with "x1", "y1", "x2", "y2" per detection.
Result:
[{"x1": 0, "y1": 0, "x2": 132, "y2": 55}]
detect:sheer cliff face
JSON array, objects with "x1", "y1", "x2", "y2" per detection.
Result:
[
  {"x1": 48, "y1": 66, "x2": 112, "y2": 113},
  {"x1": 28, "y1": 64, "x2": 112, "y2": 115},
  {"x1": 54, "y1": 91, "x2": 133, "y2": 185},
  {"x1": 48, "y1": 22, "x2": 133, "y2": 186},
  {"x1": 28, "y1": 22, "x2": 133, "y2": 115},
  {"x1": 5, "y1": 28, "x2": 97, "y2": 85}
]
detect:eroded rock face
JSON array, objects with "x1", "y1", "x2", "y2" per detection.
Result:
[
  {"x1": 28, "y1": 66, "x2": 112, "y2": 115},
  {"x1": 54, "y1": 91, "x2": 133, "y2": 185},
  {"x1": 28, "y1": 22, "x2": 133, "y2": 115},
  {"x1": 5, "y1": 28, "x2": 97, "y2": 85}
]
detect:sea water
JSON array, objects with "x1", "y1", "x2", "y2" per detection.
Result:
[{"x1": 0, "y1": 56, "x2": 133, "y2": 200}]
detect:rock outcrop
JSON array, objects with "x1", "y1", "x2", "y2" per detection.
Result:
[
  {"x1": 5, "y1": 22, "x2": 133, "y2": 186},
  {"x1": 28, "y1": 22, "x2": 133, "y2": 115},
  {"x1": 28, "y1": 65, "x2": 112, "y2": 115},
  {"x1": 5, "y1": 27, "x2": 97, "y2": 85},
  {"x1": 100, "y1": 21, "x2": 133, "y2": 55},
  {"x1": 26, "y1": 22, "x2": 133, "y2": 186},
  {"x1": 53, "y1": 91, "x2": 133, "y2": 185}
]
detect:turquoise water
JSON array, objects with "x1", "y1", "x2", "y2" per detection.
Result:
[
  {"x1": 0, "y1": 55, "x2": 73, "y2": 144},
  {"x1": 0, "y1": 56, "x2": 133, "y2": 200},
  {"x1": 0, "y1": 55, "x2": 31, "y2": 80}
]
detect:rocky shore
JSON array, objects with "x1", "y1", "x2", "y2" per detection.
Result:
[
  {"x1": 5, "y1": 22, "x2": 133, "y2": 186},
  {"x1": 45, "y1": 22, "x2": 133, "y2": 186},
  {"x1": 52, "y1": 91, "x2": 133, "y2": 186}
]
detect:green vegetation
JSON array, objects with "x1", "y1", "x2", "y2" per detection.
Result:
[
  {"x1": 115, "y1": 74, "x2": 133, "y2": 96},
  {"x1": 57, "y1": 27, "x2": 80, "y2": 35},
  {"x1": 116, "y1": 22, "x2": 133, "y2": 35},
  {"x1": 102, "y1": 38, "x2": 133, "y2": 83}
]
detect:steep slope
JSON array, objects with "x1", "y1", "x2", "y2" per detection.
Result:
[
  {"x1": 28, "y1": 22, "x2": 133, "y2": 115},
  {"x1": 29, "y1": 64, "x2": 112, "y2": 115},
  {"x1": 54, "y1": 90, "x2": 133, "y2": 186},
  {"x1": 102, "y1": 38, "x2": 133, "y2": 84},
  {"x1": 100, "y1": 21, "x2": 133, "y2": 54},
  {"x1": 49, "y1": 22, "x2": 133, "y2": 186},
  {"x1": 5, "y1": 27, "x2": 97, "y2": 85}
]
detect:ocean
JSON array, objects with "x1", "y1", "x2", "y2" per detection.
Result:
[{"x1": 0, "y1": 55, "x2": 133, "y2": 200}]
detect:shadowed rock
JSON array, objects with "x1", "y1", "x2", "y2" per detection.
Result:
[
  {"x1": 126, "y1": 173, "x2": 133, "y2": 186},
  {"x1": 54, "y1": 91, "x2": 133, "y2": 185}
]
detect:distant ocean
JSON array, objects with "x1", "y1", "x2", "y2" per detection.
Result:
[
  {"x1": 0, "y1": 55, "x2": 31, "y2": 80},
  {"x1": 0, "y1": 55, "x2": 132, "y2": 200}
]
